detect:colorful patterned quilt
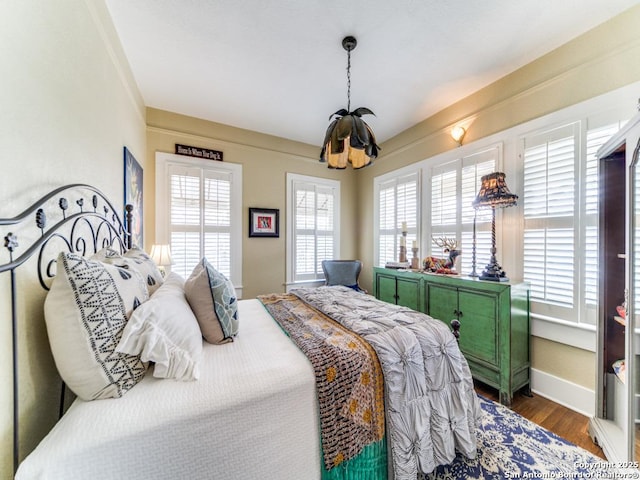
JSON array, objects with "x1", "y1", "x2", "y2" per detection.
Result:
[
  {"x1": 290, "y1": 286, "x2": 482, "y2": 480},
  {"x1": 259, "y1": 293, "x2": 385, "y2": 473}
]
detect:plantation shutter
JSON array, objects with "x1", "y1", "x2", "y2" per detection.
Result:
[
  {"x1": 431, "y1": 167, "x2": 457, "y2": 228},
  {"x1": 169, "y1": 164, "x2": 233, "y2": 279},
  {"x1": 460, "y1": 154, "x2": 496, "y2": 275},
  {"x1": 377, "y1": 172, "x2": 419, "y2": 266},
  {"x1": 430, "y1": 149, "x2": 497, "y2": 275},
  {"x1": 293, "y1": 180, "x2": 337, "y2": 281},
  {"x1": 523, "y1": 123, "x2": 577, "y2": 310}
]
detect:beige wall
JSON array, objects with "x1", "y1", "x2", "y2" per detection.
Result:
[
  {"x1": 356, "y1": 5, "x2": 640, "y2": 390},
  {"x1": 0, "y1": 0, "x2": 146, "y2": 476},
  {"x1": 146, "y1": 108, "x2": 359, "y2": 298}
]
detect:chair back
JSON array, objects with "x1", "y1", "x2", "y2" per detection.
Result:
[{"x1": 321, "y1": 260, "x2": 363, "y2": 289}]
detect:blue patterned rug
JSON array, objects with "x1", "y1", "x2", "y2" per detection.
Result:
[{"x1": 424, "y1": 395, "x2": 620, "y2": 479}]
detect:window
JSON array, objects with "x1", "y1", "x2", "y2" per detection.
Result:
[
  {"x1": 521, "y1": 120, "x2": 624, "y2": 325},
  {"x1": 429, "y1": 148, "x2": 498, "y2": 275},
  {"x1": 522, "y1": 123, "x2": 578, "y2": 317},
  {"x1": 155, "y1": 152, "x2": 242, "y2": 294},
  {"x1": 374, "y1": 169, "x2": 420, "y2": 266},
  {"x1": 286, "y1": 174, "x2": 340, "y2": 285}
]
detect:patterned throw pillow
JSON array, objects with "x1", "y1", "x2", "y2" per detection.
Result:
[
  {"x1": 93, "y1": 246, "x2": 164, "y2": 295},
  {"x1": 44, "y1": 252, "x2": 149, "y2": 400},
  {"x1": 184, "y1": 258, "x2": 239, "y2": 344}
]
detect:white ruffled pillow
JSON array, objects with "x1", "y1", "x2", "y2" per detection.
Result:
[{"x1": 116, "y1": 272, "x2": 203, "y2": 381}]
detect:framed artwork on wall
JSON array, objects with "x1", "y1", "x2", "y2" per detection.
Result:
[
  {"x1": 249, "y1": 208, "x2": 279, "y2": 237},
  {"x1": 124, "y1": 146, "x2": 143, "y2": 248}
]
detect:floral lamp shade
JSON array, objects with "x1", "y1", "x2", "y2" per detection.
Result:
[{"x1": 472, "y1": 172, "x2": 517, "y2": 282}]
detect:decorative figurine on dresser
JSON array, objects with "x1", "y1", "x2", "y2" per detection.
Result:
[{"x1": 422, "y1": 237, "x2": 461, "y2": 274}]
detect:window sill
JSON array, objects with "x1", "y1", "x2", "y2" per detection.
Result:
[
  {"x1": 284, "y1": 280, "x2": 324, "y2": 293},
  {"x1": 530, "y1": 313, "x2": 596, "y2": 352}
]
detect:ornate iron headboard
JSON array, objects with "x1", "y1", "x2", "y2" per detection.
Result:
[{"x1": 0, "y1": 184, "x2": 133, "y2": 474}]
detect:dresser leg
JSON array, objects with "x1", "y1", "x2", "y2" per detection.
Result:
[{"x1": 499, "y1": 391, "x2": 512, "y2": 407}]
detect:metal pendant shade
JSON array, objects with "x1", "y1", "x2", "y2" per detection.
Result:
[{"x1": 320, "y1": 36, "x2": 380, "y2": 169}]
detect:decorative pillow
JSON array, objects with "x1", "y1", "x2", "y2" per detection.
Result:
[
  {"x1": 184, "y1": 258, "x2": 239, "y2": 344},
  {"x1": 44, "y1": 252, "x2": 149, "y2": 401},
  {"x1": 116, "y1": 272, "x2": 203, "y2": 381},
  {"x1": 93, "y1": 246, "x2": 164, "y2": 295}
]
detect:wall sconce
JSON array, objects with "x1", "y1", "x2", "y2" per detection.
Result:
[
  {"x1": 150, "y1": 244, "x2": 174, "y2": 277},
  {"x1": 451, "y1": 125, "x2": 466, "y2": 146}
]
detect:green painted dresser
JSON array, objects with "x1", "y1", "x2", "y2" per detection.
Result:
[{"x1": 373, "y1": 267, "x2": 530, "y2": 406}]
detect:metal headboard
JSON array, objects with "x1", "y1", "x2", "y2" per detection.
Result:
[{"x1": 0, "y1": 184, "x2": 134, "y2": 474}]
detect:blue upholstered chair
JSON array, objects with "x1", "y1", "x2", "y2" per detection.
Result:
[{"x1": 321, "y1": 260, "x2": 366, "y2": 293}]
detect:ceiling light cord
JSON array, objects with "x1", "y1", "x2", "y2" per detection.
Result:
[{"x1": 346, "y1": 48, "x2": 351, "y2": 112}]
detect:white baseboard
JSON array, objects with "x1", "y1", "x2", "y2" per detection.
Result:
[{"x1": 530, "y1": 368, "x2": 595, "y2": 417}]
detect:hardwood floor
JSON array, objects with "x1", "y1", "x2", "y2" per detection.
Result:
[{"x1": 474, "y1": 381, "x2": 606, "y2": 459}]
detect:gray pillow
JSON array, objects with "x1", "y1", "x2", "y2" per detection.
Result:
[{"x1": 184, "y1": 258, "x2": 239, "y2": 344}]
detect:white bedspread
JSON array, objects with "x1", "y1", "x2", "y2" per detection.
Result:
[{"x1": 16, "y1": 299, "x2": 321, "y2": 480}]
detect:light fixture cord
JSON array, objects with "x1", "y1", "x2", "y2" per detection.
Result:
[{"x1": 346, "y1": 47, "x2": 351, "y2": 113}]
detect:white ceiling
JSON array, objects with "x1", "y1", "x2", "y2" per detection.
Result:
[{"x1": 105, "y1": 1, "x2": 639, "y2": 148}]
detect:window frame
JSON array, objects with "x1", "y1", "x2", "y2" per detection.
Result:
[
  {"x1": 426, "y1": 146, "x2": 500, "y2": 276},
  {"x1": 519, "y1": 117, "x2": 630, "y2": 330},
  {"x1": 285, "y1": 173, "x2": 340, "y2": 289},
  {"x1": 373, "y1": 164, "x2": 421, "y2": 268},
  {"x1": 520, "y1": 121, "x2": 580, "y2": 323},
  {"x1": 155, "y1": 151, "x2": 243, "y2": 297}
]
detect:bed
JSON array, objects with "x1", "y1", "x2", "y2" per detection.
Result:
[
  {"x1": 15, "y1": 299, "x2": 321, "y2": 480},
  {"x1": 3, "y1": 184, "x2": 481, "y2": 480}
]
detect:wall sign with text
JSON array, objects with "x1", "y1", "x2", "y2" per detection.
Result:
[{"x1": 175, "y1": 143, "x2": 223, "y2": 161}]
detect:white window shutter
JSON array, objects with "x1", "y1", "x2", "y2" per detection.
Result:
[
  {"x1": 168, "y1": 164, "x2": 234, "y2": 279},
  {"x1": 430, "y1": 150, "x2": 497, "y2": 275},
  {"x1": 291, "y1": 178, "x2": 338, "y2": 282},
  {"x1": 377, "y1": 172, "x2": 419, "y2": 266},
  {"x1": 523, "y1": 124, "x2": 577, "y2": 310}
]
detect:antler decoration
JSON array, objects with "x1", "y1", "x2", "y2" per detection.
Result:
[{"x1": 432, "y1": 236, "x2": 458, "y2": 252}]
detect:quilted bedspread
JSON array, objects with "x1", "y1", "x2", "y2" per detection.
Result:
[{"x1": 293, "y1": 286, "x2": 482, "y2": 479}]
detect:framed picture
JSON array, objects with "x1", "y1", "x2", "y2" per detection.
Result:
[
  {"x1": 123, "y1": 146, "x2": 143, "y2": 248},
  {"x1": 249, "y1": 208, "x2": 279, "y2": 238}
]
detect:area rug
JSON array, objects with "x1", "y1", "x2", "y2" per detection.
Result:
[{"x1": 423, "y1": 395, "x2": 620, "y2": 479}]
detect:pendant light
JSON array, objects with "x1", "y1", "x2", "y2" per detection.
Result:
[{"x1": 320, "y1": 36, "x2": 380, "y2": 169}]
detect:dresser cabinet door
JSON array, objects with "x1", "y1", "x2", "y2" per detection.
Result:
[
  {"x1": 376, "y1": 273, "x2": 398, "y2": 305},
  {"x1": 457, "y1": 289, "x2": 498, "y2": 366},
  {"x1": 396, "y1": 277, "x2": 421, "y2": 310},
  {"x1": 374, "y1": 271, "x2": 421, "y2": 310},
  {"x1": 425, "y1": 284, "x2": 458, "y2": 325}
]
